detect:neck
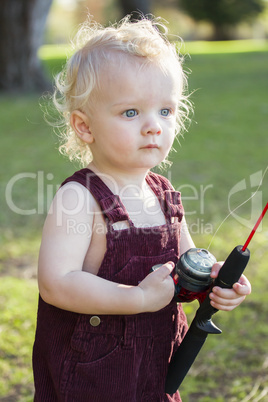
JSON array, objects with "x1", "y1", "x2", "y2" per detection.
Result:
[{"x1": 87, "y1": 162, "x2": 150, "y2": 194}]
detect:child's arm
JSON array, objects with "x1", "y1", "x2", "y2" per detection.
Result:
[
  {"x1": 38, "y1": 183, "x2": 175, "y2": 315},
  {"x1": 179, "y1": 216, "x2": 195, "y2": 254},
  {"x1": 180, "y1": 217, "x2": 252, "y2": 311}
]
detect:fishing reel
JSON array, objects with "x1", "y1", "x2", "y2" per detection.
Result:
[{"x1": 152, "y1": 248, "x2": 216, "y2": 303}]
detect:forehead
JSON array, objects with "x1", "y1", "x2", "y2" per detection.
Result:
[{"x1": 96, "y1": 55, "x2": 182, "y2": 103}]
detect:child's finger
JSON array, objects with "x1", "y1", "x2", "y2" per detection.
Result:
[
  {"x1": 210, "y1": 291, "x2": 245, "y2": 309},
  {"x1": 210, "y1": 262, "x2": 224, "y2": 278},
  {"x1": 209, "y1": 298, "x2": 243, "y2": 311},
  {"x1": 210, "y1": 286, "x2": 235, "y2": 299},
  {"x1": 233, "y1": 274, "x2": 251, "y2": 295},
  {"x1": 154, "y1": 261, "x2": 174, "y2": 279}
]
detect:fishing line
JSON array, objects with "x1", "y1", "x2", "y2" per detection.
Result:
[{"x1": 207, "y1": 165, "x2": 268, "y2": 250}]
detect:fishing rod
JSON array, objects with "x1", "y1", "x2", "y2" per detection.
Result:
[{"x1": 165, "y1": 201, "x2": 268, "y2": 395}]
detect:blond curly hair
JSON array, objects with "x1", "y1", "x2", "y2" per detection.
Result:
[{"x1": 52, "y1": 16, "x2": 192, "y2": 166}]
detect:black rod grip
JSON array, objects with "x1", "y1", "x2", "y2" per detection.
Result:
[
  {"x1": 165, "y1": 324, "x2": 208, "y2": 394},
  {"x1": 165, "y1": 245, "x2": 250, "y2": 395},
  {"x1": 214, "y1": 245, "x2": 250, "y2": 289}
]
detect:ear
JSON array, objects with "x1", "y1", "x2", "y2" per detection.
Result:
[{"x1": 70, "y1": 110, "x2": 94, "y2": 144}]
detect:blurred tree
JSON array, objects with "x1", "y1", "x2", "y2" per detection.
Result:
[
  {"x1": 119, "y1": 0, "x2": 152, "y2": 20},
  {"x1": 76, "y1": 0, "x2": 106, "y2": 24},
  {"x1": 178, "y1": 0, "x2": 265, "y2": 40},
  {"x1": 0, "y1": 0, "x2": 53, "y2": 92}
]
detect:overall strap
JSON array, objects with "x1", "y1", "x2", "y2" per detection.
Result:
[
  {"x1": 146, "y1": 171, "x2": 184, "y2": 223},
  {"x1": 61, "y1": 168, "x2": 132, "y2": 225}
]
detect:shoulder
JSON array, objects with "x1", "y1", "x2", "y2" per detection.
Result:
[
  {"x1": 47, "y1": 180, "x2": 99, "y2": 228},
  {"x1": 60, "y1": 168, "x2": 93, "y2": 188},
  {"x1": 58, "y1": 180, "x2": 93, "y2": 208},
  {"x1": 55, "y1": 168, "x2": 100, "y2": 212},
  {"x1": 147, "y1": 171, "x2": 175, "y2": 191}
]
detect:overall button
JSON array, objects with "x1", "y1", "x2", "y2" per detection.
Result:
[{"x1": 90, "y1": 316, "x2": 101, "y2": 327}]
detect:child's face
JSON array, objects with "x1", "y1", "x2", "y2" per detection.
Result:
[{"x1": 86, "y1": 58, "x2": 180, "y2": 174}]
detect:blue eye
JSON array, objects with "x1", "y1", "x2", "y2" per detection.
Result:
[
  {"x1": 123, "y1": 109, "x2": 137, "y2": 118},
  {"x1": 160, "y1": 109, "x2": 171, "y2": 117}
]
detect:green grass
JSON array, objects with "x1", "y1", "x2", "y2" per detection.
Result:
[
  {"x1": 0, "y1": 277, "x2": 37, "y2": 401},
  {"x1": 183, "y1": 39, "x2": 268, "y2": 54},
  {"x1": 0, "y1": 41, "x2": 268, "y2": 400}
]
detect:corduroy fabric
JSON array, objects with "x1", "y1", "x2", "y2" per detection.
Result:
[{"x1": 33, "y1": 169, "x2": 188, "y2": 401}]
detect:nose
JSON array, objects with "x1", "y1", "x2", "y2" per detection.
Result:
[{"x1": 141, "y1": 116, "x2": 162, "y2": 136}]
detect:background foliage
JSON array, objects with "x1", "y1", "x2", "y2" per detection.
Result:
[
  {"x1": 178, "y1": 0, "x2": 265, "y2": 40},
  {"x1": 46, "y1": 0, "x2": 268, "y2": 43}
]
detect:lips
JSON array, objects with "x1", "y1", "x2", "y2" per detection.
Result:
[{"x1": 141, "y1": 144, "x2": 159, "y2": 149}]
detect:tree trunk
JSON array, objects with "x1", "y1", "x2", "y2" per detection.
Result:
[
  {"x1": 211, "y1": 23, "x2": 232, "y2": 41},
  {"x1": 0, "y1": 0, "x2": 53, "y2": 93},
  {"x1": 119, "y1": 0, "x2": 152, "y2": 20}
]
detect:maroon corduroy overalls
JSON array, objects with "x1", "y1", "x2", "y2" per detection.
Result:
[{"x1": 33, "y1": 168, "x2": 188, "y2": 401}]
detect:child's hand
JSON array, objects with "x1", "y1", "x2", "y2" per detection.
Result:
[
  {"x1": 137, "y1": 262, "x2": 175, "y2": 313},
  {"x1": 209, "y1": 262, "x2": 252, "y2": 311}
]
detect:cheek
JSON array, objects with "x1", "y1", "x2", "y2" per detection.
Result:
[
  {"x1": 116, "y1": 137, "x2": 137, "y2": 153},
  {"x1": 112, "y1": 124, "x2": 137, "y2": 146},
  {"x1": 106, "y1": 131, "x2": 135, "y2": 156},
  {"x1": 162, "y1": 131, "x2": 175, "y2": 157},
  {"x1": 163, "y1": 124, "x2": 176, "y2": 145}
]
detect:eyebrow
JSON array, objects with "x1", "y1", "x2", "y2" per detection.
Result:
[
  {"x1": 110, "y1": 101, "x2": 137, "y2": 109},
  {"x1": 111, "y1": 98, "x2": 178, "y2": 108}
]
